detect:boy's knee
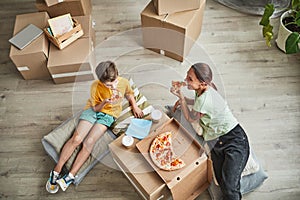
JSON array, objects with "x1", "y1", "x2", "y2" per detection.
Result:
[
  {"x1": 72, "y1": 133, "x2": 84, "y2": 146},
  {"x1": 83, "y1": 137, "x2": 95, "y2": 152}
]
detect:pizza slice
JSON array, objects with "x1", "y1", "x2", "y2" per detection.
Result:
[
  {"x1": 149, "y1": 132, "x2": 185, "y2": 171},
  {"x1": 171, "y1": 81, "x2": 187, "y2": 90}
]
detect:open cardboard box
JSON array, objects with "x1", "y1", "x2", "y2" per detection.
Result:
[
  {"x1": 136, "y1": 118, "x2": 212, "y2": 200},
  {"x1": 44, "y1": 18, "x2": 83, "y2": 50}
]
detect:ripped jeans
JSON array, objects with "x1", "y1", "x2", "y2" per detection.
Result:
[{"x1": 207, "y1": 124, "x2": 249, "y2": 200}]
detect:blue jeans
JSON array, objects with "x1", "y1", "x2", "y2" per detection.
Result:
[{"x1": 207, "y1": 124, "x2": 249, "y2": 200}]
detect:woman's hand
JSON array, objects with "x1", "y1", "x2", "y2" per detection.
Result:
[
  {"x1": 170, "y1": 86, "x2": 182, "y2": 98},
  {"x1": 170, "y1": 86, "x2": 185, "y2": 112}
]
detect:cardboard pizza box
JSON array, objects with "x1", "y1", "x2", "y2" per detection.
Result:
[
  {"x1": 9, "y1": 12, "x2": 51, "y2": 80},
  {"x1": 136, "y1": 118, "x2": 212, "y2": 200},
  {"x1": 153, "y1": 0, "x2": 201, "y2": 15},
  {"x1": 141, "y1": 0, "x2": 206, "y2": 62}
]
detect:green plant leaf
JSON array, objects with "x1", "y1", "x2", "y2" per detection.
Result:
[
  {"x1": 285, "y1": 32, "x2": 300, "y2": 54},
  {"x1": 263, "y1": 24, "x2": 273, "y2": 47},
  {"x1": 259, "y1": 4, "x2": 275, "y2": 26},
  {"x1": 295, "y1": 11, "x2": 300, "y2": 26},
  {"x1": 292, "y1": 0, "x2": 300, "y2": 11}
]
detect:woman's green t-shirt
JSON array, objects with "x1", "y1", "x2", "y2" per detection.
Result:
[{"x1": 193, "y1": 87, "x2": 238, "y2": 141}]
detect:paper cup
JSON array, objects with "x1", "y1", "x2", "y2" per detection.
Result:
[
  {"x1": 151, "y1": 109, "x2": 162, "y2": 123},
  {"x1": 122, "y1": 135, "x2": 134, "y2": 148}
]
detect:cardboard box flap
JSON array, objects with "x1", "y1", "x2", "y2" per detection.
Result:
[
  {"x1": 141, "y1": 2, "x2": 167, "y2": 22},
  {"x1": 44, "y1": 0, "x2": 62, "y2": 7},
  {"x1": 36, "y1": 0, "x2": 91, "y2": 18},
  {"x1": 141, "y1": 1, "x2": 205, "y2": 31},
  {"x1": 44, "y1": 0, "x2": 82, "y2": 7},
  {"x1": 153, "y1": 0, "x2": 201, "y2": 15},
  {"x1": 170, "y1": 157, "x2": 212, "y2": 200},
  {"x1": 73, "y1": 15, "x2": 94, "y2": 39},
  {"x1": 166, "y1": 4, "x2": 204, "y2": 29}
]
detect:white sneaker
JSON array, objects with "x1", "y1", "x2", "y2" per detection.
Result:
[
  {"x1": 45, "y1": 170, "x2": 59, "y2": 194},
  {"x1": 56, "y1": 173, "x2": 74, "y2": 192}
]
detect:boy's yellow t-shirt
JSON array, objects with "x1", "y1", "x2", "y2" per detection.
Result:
[{"x1": 84, "y1": 77, "x2": 134, "y2": 118}]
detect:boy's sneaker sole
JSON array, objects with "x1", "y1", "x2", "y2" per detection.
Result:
[{"x1": 46, "y1": 180, "x2": 59, "y2": 194}]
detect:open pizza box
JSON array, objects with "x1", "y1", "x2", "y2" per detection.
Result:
[{"x1": 136, "y1": 118, "x2": 213, "y2": 200}]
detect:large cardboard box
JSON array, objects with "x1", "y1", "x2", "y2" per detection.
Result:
[
  {"x1": 9, "y1": 12, "x2": 51, "y2": 80},
  {"x1": 136, "y1": 118, "x2": 212, "y2": 200},
  {"x1": 73, "y1": 15, "x2": 96, "y2": 46},
  {"x1": 47, "y1": 38, "x2": 95, "y2": 84},
  {"x1": 141, "y1": 0, "x2": 206, "y2": 62},
  {"x1": 153, "y1": 0, "x2": 201, "y2": 15},
  {"x1": 35, "y1": 0, "x2": 92, "y2": 17}
]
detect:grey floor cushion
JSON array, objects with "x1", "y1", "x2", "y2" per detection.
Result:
[
  {"x1": 42, "y1": 110, "x2": 116, "y2": 185},
  {"x1": 42, "y1": 78, "x2": 153, "y2": 185}
]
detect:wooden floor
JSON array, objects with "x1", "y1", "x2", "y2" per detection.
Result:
[{"x1": 1, "y1": 0, "x2": 300, "y2": 199}]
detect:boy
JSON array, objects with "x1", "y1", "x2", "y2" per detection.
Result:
[{"x1": 46, "y1": 61, "x2": 143, "y2": 193}]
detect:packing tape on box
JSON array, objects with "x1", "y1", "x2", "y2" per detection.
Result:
[
  {"x1": 17, "y1": 66, "x2": 30, "y2": 71},
  {"x1": 162, "y1": 14, "x2": 168, "y2": 22},
  {"x1": 51, "y1": 70, "x2": 93, "y2": 78}
]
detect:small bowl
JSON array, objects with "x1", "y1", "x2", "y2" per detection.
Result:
[
  {"x1": 122, "y1": 135, "x2": 134, "y2": 148},
  {"x1": 151, "y1": 109, "x2": 162, "y2": 123}
]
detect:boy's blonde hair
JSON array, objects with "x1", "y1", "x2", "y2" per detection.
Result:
[{"x1": 95, "y1": 61, "x2": 118, "y2": 82}]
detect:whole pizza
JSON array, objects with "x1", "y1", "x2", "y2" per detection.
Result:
[{"x1": 149, "y1": 132, "x2": 185, "y2": 171}]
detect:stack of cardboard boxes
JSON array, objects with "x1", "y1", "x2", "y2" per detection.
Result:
[
  {"x1": 9, "y1": 0, "x2": 95, "y2": 84},
  {"x1": 141, "y1": 0, "x2": 206, "y2": 62}
]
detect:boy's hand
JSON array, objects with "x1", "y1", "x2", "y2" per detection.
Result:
[
  {"x1": 106, "y1": 95, "x2": 121, "y2": 104},
  {"x1": 132, "y1": 106, "x2": 144, "y2": 118}
]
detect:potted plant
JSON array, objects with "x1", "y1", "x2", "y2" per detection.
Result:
[{"x1": 259, "y1": 0, "x2": 300, "y2": 54}]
